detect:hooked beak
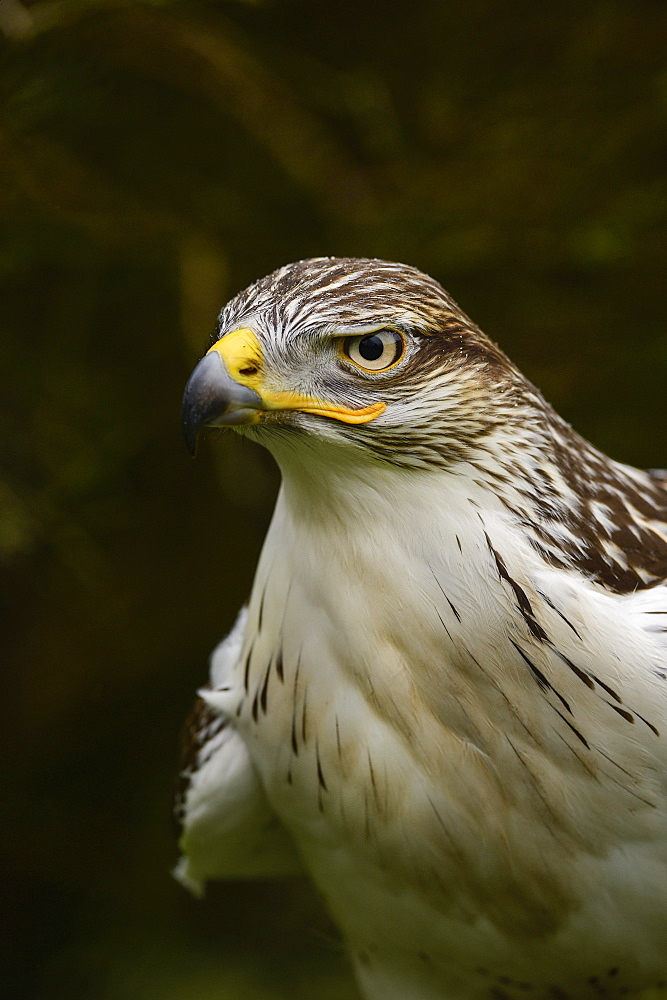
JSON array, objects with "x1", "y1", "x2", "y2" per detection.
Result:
[{"x1": 181, "y1": 351, "x2": 262, "y2": 455}]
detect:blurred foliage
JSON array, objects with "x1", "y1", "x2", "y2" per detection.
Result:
[{"x1": 1, "y1": 1, "x2": 666, "y2": 997}]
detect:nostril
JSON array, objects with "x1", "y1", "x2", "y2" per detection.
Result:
[{"x1": 239, "y1": 365, "x2": 258, "y2": 377}]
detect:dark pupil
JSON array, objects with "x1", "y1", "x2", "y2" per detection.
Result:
[{"x1": 358, "y1": 335, "x2": 385, "y2": 361}]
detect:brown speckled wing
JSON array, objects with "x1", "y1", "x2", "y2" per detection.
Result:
[{"x1": 173, "y1": 692, "x2": 225, "y2": 836}]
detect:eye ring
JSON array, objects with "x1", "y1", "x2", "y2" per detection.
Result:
[{"x1": 342, "y1": 329, "x2": 406, "y2": 372}]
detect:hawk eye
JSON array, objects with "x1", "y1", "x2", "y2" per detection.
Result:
[{"x1": 343, "y1": 330, "x2": 405, "y2": 372}]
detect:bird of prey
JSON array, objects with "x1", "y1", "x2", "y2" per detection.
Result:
[{"x1": 176, "y1": 257, "x2": 667, "y2": 1000}]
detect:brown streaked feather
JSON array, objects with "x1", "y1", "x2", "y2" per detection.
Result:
[
  {"x1": 648, "y1": 468, "x2": 667, "y2": 490},
  {"x1": 521, "y1": 425, "x2": 667, "y2": 593},
  {"x1": 173, "y1": 693, "x2": 225, "y2": 835}
]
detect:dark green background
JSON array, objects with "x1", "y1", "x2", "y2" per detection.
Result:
[{"x1": 2, "y1": 1, "x2": 666, "y2": 997}]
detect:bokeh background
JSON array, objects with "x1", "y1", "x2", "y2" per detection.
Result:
[{"x1": 2, "y1": 1, "x2": 667, "y2": 997}]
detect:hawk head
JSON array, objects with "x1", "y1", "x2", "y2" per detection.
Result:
[
  {"x1": 182, "y1": 256, "x2": 667, "y2": 598},
  {"x1": 182, "y1": 257, "x2": 528, "y2": 469}
]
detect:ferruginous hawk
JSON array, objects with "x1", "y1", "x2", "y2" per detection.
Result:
[{"x1": 176, "y1": 257, "x2": 667, "y2": 1000}]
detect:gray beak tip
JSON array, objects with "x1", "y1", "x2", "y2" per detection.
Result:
[
  {"x1": 181, "y1": 352, "x2": 224, "y2": 455},
  {"x1": 181, "y1": 350, "x2": 263, "y2": 454},
  {"x1": 183, "y1": 421, "x2": 199, "y2": 457}
]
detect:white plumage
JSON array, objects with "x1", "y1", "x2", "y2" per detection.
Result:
[{"x1": 177, "y1": 258, "x2": 667, "y2": 1000}]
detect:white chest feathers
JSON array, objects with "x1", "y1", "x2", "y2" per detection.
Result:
[{"x1": 201, "y1": 467, "x2": 667, "y2": 999}]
